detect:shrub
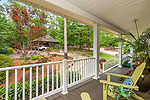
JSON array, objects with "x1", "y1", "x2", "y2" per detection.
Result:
[
  {"x1": 7, "y1": 48, "x2": 14, "y2": 54},
  {"x1": 0, "y1": 54, "x2": 13, "y2": 84},
  {"x1": 0, "y1": 74, "x2": 60, "y2": 100},
  {"x1": 0, "y1": 48, "x2": 14, "y2": 54},
  {"x1": 0, "y1": 54, "x2": 13, "y2": 68},
  {"x1": 71, "y1": 47, "x2": 75, "y2": 51},
  {"x1": 48, "y1": 59, "x2": 51, "y2": 61},
  {"x1": 54, "y1": 44, "x2": 61, "y2": 49},
  {"x1": 49, "y1": 48, "x2": 53, "y2": 52},
  {"x1": 38, "y1": 56, "x2": 48, "y2": 63},
  {"x1": 0, "y1": 49, "x2": 8, "y2": 54}
]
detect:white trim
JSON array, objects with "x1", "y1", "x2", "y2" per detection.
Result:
[
  {"x1": 103, "y1": 64, "x2": 119, "y2": 73},
  {"x1": 68, "y1": 75, "x2": 94, "y2": 88},
  {"x1": 32, "y1": 88, "x2": 63, "y2": 100}
]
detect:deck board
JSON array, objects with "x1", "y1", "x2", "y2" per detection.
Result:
[{"x1": 46, "y1": 67, "x2": 150, "y2": 100}]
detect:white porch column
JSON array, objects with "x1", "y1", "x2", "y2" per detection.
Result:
[
  {"x1": 64, "y1": 17, "x2": 68, "y2": 59},
  {"x1": 130, "y1": 39, "x2": 133, "y2": 63},
  {"x1": 93, "y1": 24, "x2": 100, "y2": 79},
  {"x1": 118, "y1": 34, "x2": 122, "y2": 68},
  {"x1": 61, "y1": 59, "x2": 68, "y2": 94}
]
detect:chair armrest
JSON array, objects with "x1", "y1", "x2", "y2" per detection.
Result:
[
  {"x1": 81, "y1": 92, "x2": 91, "y2": 100},
  {"x1": 105, "y1": 72, "x2": 130, "y2": 78},
  {"x1": 100, "y1": 80, "x2": 138, "y2": 90}
]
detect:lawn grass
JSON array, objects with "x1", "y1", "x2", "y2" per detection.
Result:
[
  {"x1": 78, "y1": 52, "x2": 114, "y2": 61},
  {"x1": 18, "y1": 55, "x2": 42, "y2": 61}
]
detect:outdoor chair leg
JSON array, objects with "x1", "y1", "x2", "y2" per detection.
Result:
[
  {"x1": 103, "y1": 84, "x2": 108, "y2": 100},
  {"x1": 130, "y1": 93, "x2": 144, "y2": 100}
]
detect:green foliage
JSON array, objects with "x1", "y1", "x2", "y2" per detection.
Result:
[
  {"x1": 38, "y1": 56, "x2": 48, "y2": 63},
  {"x1": 49, "y1": 16, "x2": 93, "y2": 49},
  {"x1": 0, "y1": 74, "x2": 60, "y2": 100},
  {"x1": 0, "y1": 54, "x2": 13, "y2": 84},
  {"x1": 48, "y1": 15, "x2": 119, "y2": 49},
  {"x1": 54, "y1": 44, "x2": 61, "y2": 49},
  {"x1": 0, "y1": 2, "x2": 17, "y2": 50},
  {"x1": 49, "y1": 48, "x2": 53, "y2": 52},
  {"x1": 109, "y1": 85, "x2": 136, "y2": 100},
  {"x1": 133, "y1": 28, "x2": 150, "y2": 59},
  {"x1": 0, "y1": 12, "x2": 17, "y2": 50},
  {"x1": 0, "y1": 54, "x2": 13, "y2": 68},
  {"x1": 21, "y1": 61, "x2": 29, "y2": 65},
  {"x1": 32, "y1": 56, "x2": 42, "y2": 60},
  {"x1": 19, "y1": 56, "x2": 42, "y2": 61},
  {"x1": 78, "y1": 52, "x2": 114, "y2": 61},
  {"x1": 7, "y1": 47, "x2": 14, "y2": 54},
  {"x1": 0, "y1": 47, "x2": 14, "y2": 54},
  {"x1": 123, "y1": 41, "x2": 130, "y2": 54},
  {"x1": 0, "y1": 49, "x2": 9, "y2": 54},
  {"x1": 99, "y1": 31, "x2": 118, "y2": 48},
  {"x1": 70, "y1": 47, "x2": 75, "y2": 52}
]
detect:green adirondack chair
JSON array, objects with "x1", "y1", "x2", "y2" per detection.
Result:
[{"x1": 100, "y1": 62, "x2": 146, "y2": 100}]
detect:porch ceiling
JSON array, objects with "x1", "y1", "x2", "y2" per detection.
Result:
[{"x1": 17, "y1": 0, "x2": 150, "y2": 38}]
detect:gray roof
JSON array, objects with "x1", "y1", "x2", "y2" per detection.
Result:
[{"x1": 33, "y1": 35, "x2": 59, "y2": 43}]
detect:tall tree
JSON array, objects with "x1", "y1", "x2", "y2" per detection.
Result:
[
  {"x1": 0, "y1": 3, "x2": 16, "y2": 50},
  {"x1": 6, "y1": 1, "x2": 51, "y2": 58}
]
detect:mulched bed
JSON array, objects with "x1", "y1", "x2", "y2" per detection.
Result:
[{"x1": 8, "y1": 54, "x2": 72, "y2": 84}]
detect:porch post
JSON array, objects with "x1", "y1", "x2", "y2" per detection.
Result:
[
  {"x1": 64, "y1": 17, "x2": 68, "y2": 59},
  {"x1": 130, "y1": 39, "x2": 133, "y2": 63},
  {"x1": 93, "y1": 24, "x2": 100, "y2": 79},
  {"x1": 61, "y1": 59, "x2": 68, "y2": 94},
  {"x1": 118, "y1": 34, "x2": 122, "y2": 68}
]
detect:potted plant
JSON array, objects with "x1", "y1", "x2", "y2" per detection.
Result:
[{"x1": 128, "y1": 28, "x2": 150, "y2": 92}]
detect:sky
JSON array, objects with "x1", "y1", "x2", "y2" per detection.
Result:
[{"x1": 0, "y1": 0, "x2": 8, "y2": 5}]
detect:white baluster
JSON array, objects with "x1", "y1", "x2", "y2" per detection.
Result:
[
  {"x1": 79, "y1": 60, "x2": 81, "y2": 80},
  {"x1": 73, "y1": 61, "x2": 75, "y2": 82},
  {"x1": 52, "y1": 64, "x2": 54, "y2": 91},
  {"x1": 5, "y1": 70, "x2": 9, "y2": 100},
  {"x1": 70, "y1": 63, "x2": 72, "y2": 83},
  {"x1": 47, "y1": 64, "x2": 49, "y2": 92},
  {"x1": 76, "y1": 61, "x2": 78, "y2": 81},
  {"x1": 30, "y1": 67, "x2": 32, "y2": 99},
  {"x1": 56, "y1": 64, "x2": 58, "y2": 89},
  {"x1": 36, "y1": 66, "x2": 38, "y2": 97},
  {"x1": 42, "y1": 65, "x2": 44, "y2": 94},
  {"x1": 60, "y1": 63, "x2": 62, "y2": 87},
  {"x1": 23, "y1": 68, "x2": 25, "y2": 100},
  {"x1": 81, "y1": 60, "x2": 83, "y2": 79},
  {"x1": 15, "y1": 69, "x2": 17, "y2": 100}
]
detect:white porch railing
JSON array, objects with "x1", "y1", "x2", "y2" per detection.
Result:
[
  {"x1": 102, "y1": 56, "x2": 119, "y2": 73},
  {"x1": 0, "y1": 57, "x2": 95, "y2": 100}
]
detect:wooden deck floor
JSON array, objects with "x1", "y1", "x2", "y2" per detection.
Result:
[{"x1": 46, "y1": 67, "x2": 150, "y2": 100}]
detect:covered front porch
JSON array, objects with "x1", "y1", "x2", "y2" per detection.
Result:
[
  {"x1": 1, "y1": 0, "x2": 150, "y2": 100},
  {"x1": 46, "y1": 67, "x2": 150, "y2": 100}
]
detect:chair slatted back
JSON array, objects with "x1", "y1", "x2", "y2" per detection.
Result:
[{"x1": 130, "y1": 62, "x2": 146, "y2": 85}]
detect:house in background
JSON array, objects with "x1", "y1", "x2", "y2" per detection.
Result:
[{"x1": 33, "y1": 35, "x2": 59, "y2": 48}]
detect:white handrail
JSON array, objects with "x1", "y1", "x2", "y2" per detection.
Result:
[
  {"x1": 103, "y1": 56, "x2": 118, "y2": 73},
  {"x1": 0, "y1": 61, "x2": 63, "y2": 71},
  {"x1": 0, "y1": 57, "x2": 96, "y2": 100}
]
